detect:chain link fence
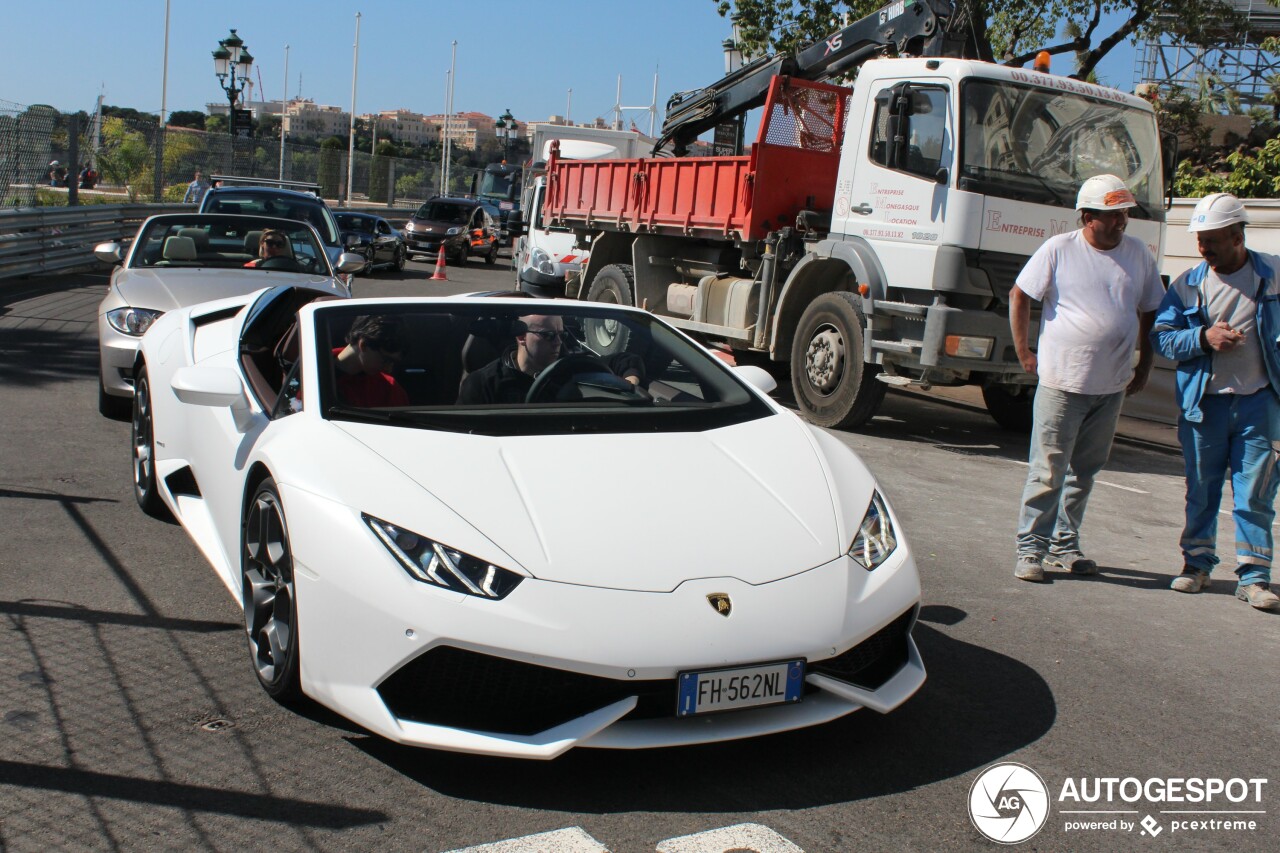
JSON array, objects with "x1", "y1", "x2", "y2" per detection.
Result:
[{"x1": 1, "y1": 99, "x2": 483, "y2": 210}]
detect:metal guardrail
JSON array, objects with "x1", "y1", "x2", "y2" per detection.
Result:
[{"x1": 0, "y1": 204, "x2": 184, "y2": 281}]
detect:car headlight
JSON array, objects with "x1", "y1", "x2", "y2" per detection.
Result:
[
  {"x1": 403, "y1": 221, "x2": 416, "y2": 232},
  {"x1": 445, "y1": 227, "x2": 462, "y2": 236},
  {"x1": 529, "y1": 247, "x2": 554, "y2": 275},
  {"x1": 848, "y1": 491, "x2": 898, "y2": 571},
  {"x1": 364, "y1": 514, "x2": 523, "y2": 599},
  {"x1": 105, "y1": 307, "x2": 164, "y2": 337}
]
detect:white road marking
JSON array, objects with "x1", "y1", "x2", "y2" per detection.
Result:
[
  {"x1": 980, "y1": 458, "x2": 1151, "y2": 494},
  {"x1": 656, "y1": 823, "x2": 805, "y2": 853},
  {"x1": 441, "y1": 827, "x2": 609, "y2": 853}
]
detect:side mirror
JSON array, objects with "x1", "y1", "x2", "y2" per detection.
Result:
[
  {"x1": 94, "y1": 242, "x2": 124, "y2": 265},
  {"x1": 172, "y1": 366, "x2": 247, "y2": 408},
  {"x1": 734, "y1": 364, "x2": 779, "y2": 395},
  {"x1": 506, "y1": 210, "x2": 526, "y2": 237},
  {"x1": 336, "y1": 252, "x2": 366, "y2": 274}
]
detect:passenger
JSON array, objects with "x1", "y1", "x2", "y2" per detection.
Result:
[
  {"x1": 458, "y1": 313, "x2": 644, "y2": 405},
  {"x1": 333, "y1": 315, "x2": 410, "y2": 408},
  {"x1": 243, "y1": 229, "x2": 291, "y2": 268}
]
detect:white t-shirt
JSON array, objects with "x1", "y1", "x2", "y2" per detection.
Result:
[{"x1": 1016, "y1": 230, "x2": 1164, "y2": 395}]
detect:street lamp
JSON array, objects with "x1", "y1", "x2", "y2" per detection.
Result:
[
  {"x1": 498, "y1": 108, "x2": 516, "y2": 161},
  {"x1": 212, "y1": 28, "x2": 253, "y2": 139}
]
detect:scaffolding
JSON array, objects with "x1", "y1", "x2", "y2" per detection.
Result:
[{"x1": 1134, "y1": 0, "x2": 1280, "y2": 108}]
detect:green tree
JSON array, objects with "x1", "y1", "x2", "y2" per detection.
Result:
[
  {"x1": 715, "y1": 0, "x2": 1242, "y2": 83},
  {"x1": 168, "y1": 110, "x2": 206, "y2": 130},
  {"x1": 369, "y1": 140, "x2": 399, "y2": 204},
  {"x1": 97, "y1": 117, "x2": 151, "y2": 201},
  {"x1": 319, "y1": 135, "x2": 345, "y2": 199}
]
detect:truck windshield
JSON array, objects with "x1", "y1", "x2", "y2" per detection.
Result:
[
  {"x1": 478, "y1": 170, "x2": 518, "y2": 200},
  {"x1": 959, "y1": 81, "x2": 1163, "y2": 221}
]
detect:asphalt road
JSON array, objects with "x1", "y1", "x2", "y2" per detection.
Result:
[{"x1": 1, "y1": 257, "x2": 1276, "y2": 853}]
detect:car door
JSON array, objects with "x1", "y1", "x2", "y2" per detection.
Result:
[{"x1": 375, "y1": 219, "x2": 395, "y2": 264}]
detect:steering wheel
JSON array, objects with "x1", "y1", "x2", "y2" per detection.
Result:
[
  {"x1": 258, "y1": 255, "x2": 305, "y2": 272},
  {"x1": 525, "y1": 354, "x2": 617, "y2": 403}
]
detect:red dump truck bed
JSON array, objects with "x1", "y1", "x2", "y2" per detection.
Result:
[{"x1": 544, "y1": 77, "x2": 850, "y2": 243}]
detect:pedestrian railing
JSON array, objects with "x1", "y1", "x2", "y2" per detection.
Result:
[{"x1": 0, "y1": 204, "x2": 185, "y2": 281}]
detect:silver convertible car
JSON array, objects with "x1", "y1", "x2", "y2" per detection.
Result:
[{"x1": 96, "y1": 213, "x2": 363, "y2": 417}]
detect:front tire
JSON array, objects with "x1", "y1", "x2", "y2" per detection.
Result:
[
  {"x1": 584, "y1": 264, "x2": 635, "y2": 355},
  {"x1": 395, "y1": 245, "x2": 407, "y2": 272},
  {"x1": 982, "y1": 383, "x2": 1035, "y2": 432},
  {"x1": 131, "y1": 366, "x2": 170, "y2": 519},
  {"x1": 242, "y1": 477, "x2": 302, "y2": 704},
  {"x1": 790, "y1": 292, "x2": 886, "y2": 429},
  {"x1": 485, "y1": 242, "x2": 498, "y2": 265}
]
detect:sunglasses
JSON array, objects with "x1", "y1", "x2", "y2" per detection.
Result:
[
  {"x1": 525, "y1": 329, "x2": 573, "y2": 343},
  {"x1": 263, "y1": 239, "x2": 286, "y2": 248}
]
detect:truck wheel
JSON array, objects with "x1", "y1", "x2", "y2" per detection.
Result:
[
  {"x1": 790, "y1": 292, "x2": 885, "y2": 430},
  {"x1": 584, "y1": 264, "x2": 635, "y2": 355},
  {"x1": 982, "y1": 383, "x2": 1035, "y2": 432}
]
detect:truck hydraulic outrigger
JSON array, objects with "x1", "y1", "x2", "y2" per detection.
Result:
[{"x1": 656, "y1": 0, "x2": 967, "y2": 155}]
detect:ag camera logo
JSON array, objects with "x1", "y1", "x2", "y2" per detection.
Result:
[{"x1": 969, "y1": 762, "x2": 1050, "y2": 844}]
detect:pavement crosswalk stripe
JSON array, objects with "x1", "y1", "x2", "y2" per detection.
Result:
[
  {"x1": 440, "y1": 826, "x2": 609, "y2": 853},
  {"x1": 655, "y1": 822, "x2": 805, "y2": 853}
]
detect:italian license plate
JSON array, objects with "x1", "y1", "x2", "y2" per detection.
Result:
[{"x1": 676, "y1": 659, "x2": 805, "y2": 717}]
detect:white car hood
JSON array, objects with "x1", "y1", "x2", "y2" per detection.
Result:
[
  {"x1": 116, "y1": 268, "x2": 335, "y2": 311},
  {"x1": 334, "y1": 414, "x2": 843, "y2": 591}
]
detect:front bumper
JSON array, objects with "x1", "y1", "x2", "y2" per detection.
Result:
[
  {"x1": 98, "y1": 316, "x2": 141, "y2": 397},
  {"x1": 282, "y1": 486, "x2": 925, "y2": 758}
]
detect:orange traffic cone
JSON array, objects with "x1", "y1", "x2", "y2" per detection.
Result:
[{"x1": 431, "y1": 249, "x2": 448, "y2": 281}]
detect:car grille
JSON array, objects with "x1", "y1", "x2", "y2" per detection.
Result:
[
  {"x1": 377, "y1": 608, "x2": 917, "y2": 736},
  {"x1": 809, "y1": 607, "x2": 915, "y2": 690},
  {"x1": 377, "y1": 646, "x2": 676, "y2": 736}
]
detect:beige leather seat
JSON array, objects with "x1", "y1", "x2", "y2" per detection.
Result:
[{"x1": 162, "y1": 235, "x2": 197, "y2": 261}]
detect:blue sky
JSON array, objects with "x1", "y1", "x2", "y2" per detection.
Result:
[{"x1": 9, "y1": 0, "x2": 1139, "y2": 125}]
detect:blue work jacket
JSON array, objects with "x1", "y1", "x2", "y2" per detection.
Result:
[{"x1": 1151, "y1": 251, "x2": 1280, "y2": 423}]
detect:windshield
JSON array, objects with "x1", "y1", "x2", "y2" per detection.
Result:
[
  {"x1": 315, "y1": 303, "x2": 772, "y2": 436},
  {"x1": 128, "y1": 215, "x2": 332, "y2": 274},
  {"x1": 960, "y1": 80, "x2": 1163, "y2": 220},
  {"x1": 414, "y1": 202, "x2": 471, "y2": 224},
  {"x1": 477, "y1": 170, "x2": 518, "y2": 200},
  {"x1": 203, "y1": 191, "x2": 341, "y2": 244}
]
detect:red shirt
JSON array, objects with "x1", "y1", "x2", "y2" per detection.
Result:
[{"x1": 332, "y1": 348, "x2": 409, "y2": 407}]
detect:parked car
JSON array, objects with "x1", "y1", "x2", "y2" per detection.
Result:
[
  {"x1": 128, "y1": 292, "x2": 924, "y2": 757},
  {"x1": 402, "y1": 196, "x2": 500, "y2": 266},
  {"x1": 95, "y1": 213, "x2": 363, "y2": 418},
  {"x1": 335, "y1": 212, "x2": 407, "y2": 274},
  {"x1": 199, "y1": 185, "x2": 345, "y2": 268}
]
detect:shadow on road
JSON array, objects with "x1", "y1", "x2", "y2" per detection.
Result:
[
  {"x1": 352, "y1": 604, "x2": 1056, "y2": 813},
  {"x1": 0, "y1": 326, "x2": 98, "y2": 387}
]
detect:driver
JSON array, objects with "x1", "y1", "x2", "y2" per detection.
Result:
[
  {"x1": 458, "y1": 313, "x2": 643, "y2": 405},
  {"x1": 244, "y1": 229, "x2": 290, "y2": 268}
]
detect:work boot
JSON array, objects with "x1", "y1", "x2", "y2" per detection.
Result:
[
  {"x1": 1170, "y1": 568, "x2": 1211, "y2": 594},
  {"x1": 1044, "y1": 551, "x2": 1098, "y2": 575},
  {"x1": 1235, "y1": 582, "x2": 1280, "y2": 611},
  {"x1": 1014, "y1": 555, "x2": 1045, "y2": 583}
]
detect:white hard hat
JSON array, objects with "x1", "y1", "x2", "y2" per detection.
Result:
[
  {"x1": 49, "y1": 160, "x2": 60, "y2": 167},
  {"x1": 1188, "y1": 193, "x2": 1249, "y2": 232},
  {"x1": 1075, "y1": 174, "x2": 1136, "y2": 211}
]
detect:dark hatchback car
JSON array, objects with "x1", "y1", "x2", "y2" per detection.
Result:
[
  {"x1": 200, "y1": 185, "x2": 344, "y2": 267},
  {"x1": 402, "y1": 196, "x2": 500, "y2": 266},
  {"x1": 335, "y1": 212, "x2": 407, "y2": 274}
]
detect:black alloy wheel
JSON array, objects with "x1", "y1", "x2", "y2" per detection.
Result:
[
  {"x1": 241, "y1": 477, "x2": 303, "y2": 703},
  {"x1": 131, "y1": 366, "x2": 170, "y2": 519}
]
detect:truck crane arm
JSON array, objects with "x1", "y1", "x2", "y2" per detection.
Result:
[{"x1": 656, "y1": 0, "x2": 961, "y2": 156}]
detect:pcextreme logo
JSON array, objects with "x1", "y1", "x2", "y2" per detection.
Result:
[
  {"x1": 968, "y1": 763, "x2": 1269, "y2": 845},
  {"x1": 969, "y1": 763, "x2": 1050, "y2": 844}
]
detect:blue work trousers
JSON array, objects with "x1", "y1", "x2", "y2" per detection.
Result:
[
  {"x1": 1178, "y1": 389, "x2": 1280, "y2": 585},
  {"x1": 1016, "y1": 386, "x2": 1125, "y2": 559}
]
